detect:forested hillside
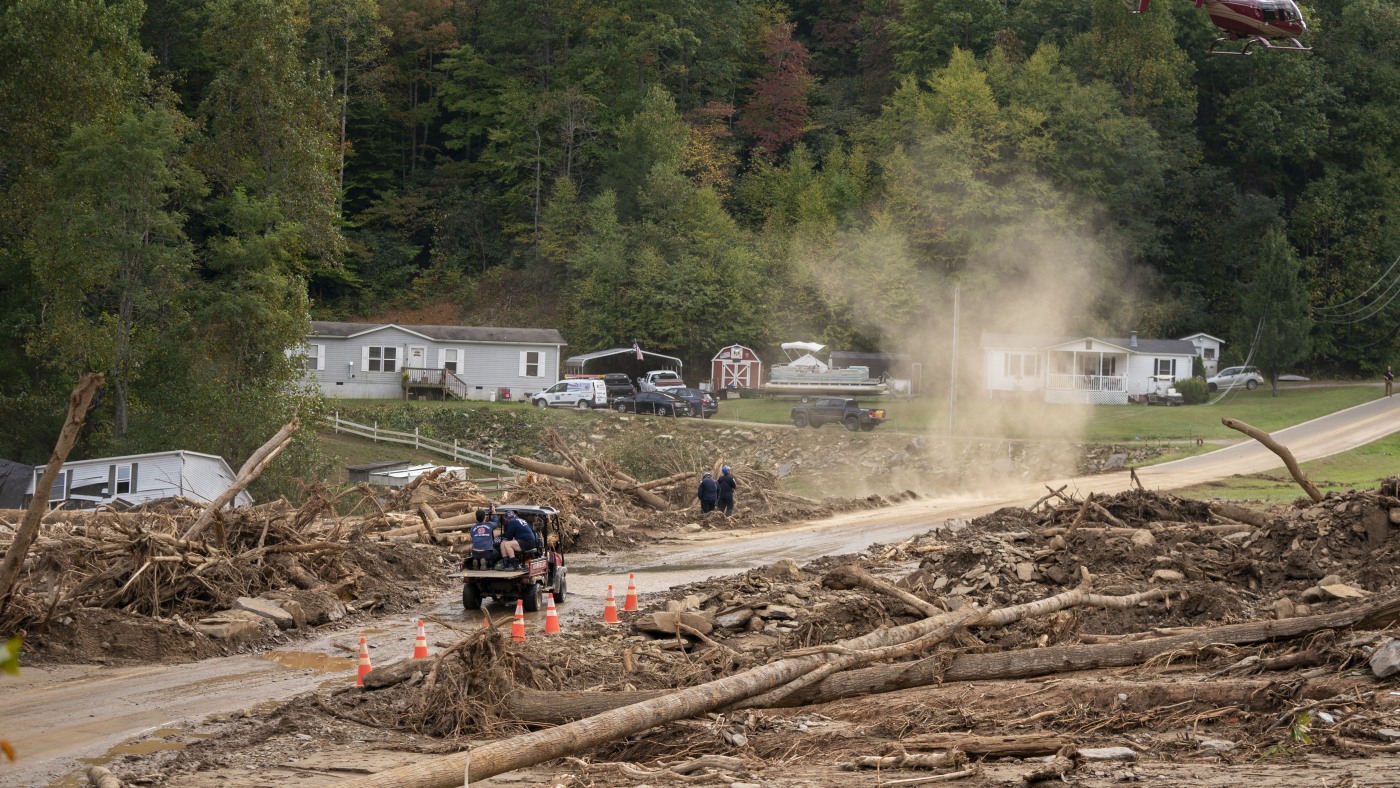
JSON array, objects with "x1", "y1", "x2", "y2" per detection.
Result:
[{"x1": 1, "y1": 0, "x2": 1397, "y2": 468}]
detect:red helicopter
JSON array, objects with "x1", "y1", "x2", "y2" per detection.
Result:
[{"x1": 1125, "y1": 0, "x2": 1309, "y2": 55}]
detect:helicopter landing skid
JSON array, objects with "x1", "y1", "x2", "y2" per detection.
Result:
[{"x1": 1207, "y1": 35, "x2": 1311, "y2": 55}]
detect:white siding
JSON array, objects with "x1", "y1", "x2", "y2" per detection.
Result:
[
  {"x1": 983, "y1": 349, "x2": 1044, "y2": 392},
  {"x1": 183, "y1": 454, "x2": 254, "y2": 507},
  {"x1": 308, "y1": 326, "x2": 561, "y2": 400},
  {"x1": 1126, "y1": 354, "x2": 1194, "y2": 395},
  {"x1": 24, "y1": 451, "x2": 251, "y2": 508}
]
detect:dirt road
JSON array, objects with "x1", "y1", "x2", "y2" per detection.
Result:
[{"x1": 8, "y1": 394, "x2": 1398, "y2": 787}]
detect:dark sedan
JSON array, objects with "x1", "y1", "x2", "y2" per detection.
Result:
[
  {"x1": 613, "y1": 391, "x2": 693, "y2": 416},
  {"x1": 670, "y1": 388, "x2": 718, "y2": 418}
]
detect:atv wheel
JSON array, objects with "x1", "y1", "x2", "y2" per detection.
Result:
[
  {"x1": 553, "y1": 570, "x2": 567, "y2": 603},
  {"x1": 521, "y1": 581, "x2": 544, "y2": 613},
  {"x1": 462, "y1": 581, "x2": 481, "y2": 612}
]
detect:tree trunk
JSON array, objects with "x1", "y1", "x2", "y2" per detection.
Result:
[
  {"x1": 1222, "y1": 417, "x2": 1323, "y2": 502},
  {"x1": 182, "y1": 418, "x2": 299, "y2": 541},
  {"x1": 0, "y1": 373, "x2": 103, "y2": 616},
  {"x1": 339, "y1": 586, "x2": 1167, "y2": 788}
]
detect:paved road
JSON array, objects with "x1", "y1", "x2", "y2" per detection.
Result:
[{"x1": 7, "y1": 394, "x2": 1398, "y2": 787}]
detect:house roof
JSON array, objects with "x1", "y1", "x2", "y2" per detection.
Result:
[
  {"x1": 41, "y1": 449, "x2": 234, "y2": 469},
  {"x1": 309, "y1": 321, "x2": 565, "y2": 345},
  {"x1": 981, "y1": 331, "x2": 1197, "y2": 356},
  {"x1": 1179, "y1": 332, "x2": 1226, "y2": 344}
]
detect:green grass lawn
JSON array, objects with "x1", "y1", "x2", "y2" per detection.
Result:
[
  {"x1": 717, "y1": 384, "x2": 1380, "y2": 443},
  {"x1": 1174, "y1": 430, "x2": 1400, "y2": 504}
]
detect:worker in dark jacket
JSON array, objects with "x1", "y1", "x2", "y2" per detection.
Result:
[
  {"x1": 697, "y1": 471, "x2": 718, "y2": 513},
  {"x1": 497, "y1": 511, "x2": 537, "y2": 568},
  {"x1": 717, "y1": 466, "x2": 737, "y2": 517}
]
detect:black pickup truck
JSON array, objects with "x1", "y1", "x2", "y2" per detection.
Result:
[{"x1": 790, "y1": 398, "x2": 887, "y2": 431}]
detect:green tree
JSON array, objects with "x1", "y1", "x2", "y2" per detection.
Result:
[
  {"x1": 29, "y1": 106, "x2": 202, "y2": 441},
  {"x1": 1237, "y1": 228, "x2": 1312, "y2": 396}
]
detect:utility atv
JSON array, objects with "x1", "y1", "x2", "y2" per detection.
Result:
[{"x1": 450, "y1": 505, "x2": 568, "y2": 612}]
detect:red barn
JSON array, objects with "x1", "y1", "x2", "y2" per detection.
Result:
[{"x1": 711, "y1": 344, "x2": 763, "y2": 390}]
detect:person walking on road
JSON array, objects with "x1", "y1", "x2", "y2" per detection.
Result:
[
  {"x1": 717, "y1": 466, "x2": 737, "y2": 517},
  {"x1": 1386, "y1": 366, "x2": 1394, "y2": 398},
  {"x1": 697, "y1": 472, "x2": 718, "y2": 513}
]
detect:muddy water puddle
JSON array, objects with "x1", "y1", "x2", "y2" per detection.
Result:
[
  {"x1": 261, "y1": 650, "x2": 356, "y2": 673},
  {"x1": 56, "y1": 728, "x2": 194, "y2": 787}
]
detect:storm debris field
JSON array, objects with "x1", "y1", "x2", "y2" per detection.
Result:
[{"x1": 35, "y1": 474, "x2": 1400, "y2": 788}]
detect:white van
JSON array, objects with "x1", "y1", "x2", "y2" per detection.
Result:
[{"x1": 531, "y1": 378, "x2": 608, "y2": 409}]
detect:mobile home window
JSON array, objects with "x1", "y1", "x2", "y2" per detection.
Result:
[
  {"x1": 113, "y1": 464, "x2": 133, "y2": 495},
  {"x1": 1155, "y1": 358, "x2": 1176, "y2": 377},
  {"x1": 442, "y1": 348, "x2": 459, "y2": 373},
  {"x1": 307, "y1": 343, "x2": 325, "y2": 371},
  {"x1": 40, "y1": 469, "x2": 68, "y2": 503},
  {"x1": 1003, "y1": 353, "x2": 1037, "y2": 378},
  {"x1": 1203, "y1": 348, "x2": 1215, "y2": 360},
  {"x1": 520, "y1": 350, "x2": 542, "y2": 378},
  {"x1": 367, "y1": 346, "x2": 397, "y2": 372}
]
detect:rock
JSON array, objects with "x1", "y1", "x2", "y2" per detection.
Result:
[
  {"x1": 1130, "y1": 529, "x2": 1156, "y2": 548},
  {"x1": 1196, "y1": 737, "x2": 1236, "y2": 752},
  {"x1": 1300, "y1": 586, "x2": 1326, "y2": 603},
  {"x1": 1319, "y1": 574, "x2": 1342, "y2": 587},
  {"x1": 1375, "y1": 728, "x2": 1400, "y2": 741},
  {"x1": 682, "y1": 523, "x2": 703, "y2": 533},
  {"x1": 1104, "y1": 453, "x2": 1128, "y2": 470},
  {"x1": 195, "y1": 610, "x2": 266, "y2": 640},
  {"x1": 663, "y1": 595, "x2": 703, "y2": 613},
  {"x1": 1295, "y1": 603, "x2": 1312, "y2": 616},
  {"x1": 722, "y1": 731, "x2": 748, "y2": 747},
  {"x1": 1015, "y1": 562, "x2": 1036, "y2": 582},
  {"x1": 1390, "y1": 508, "x2": 1400, "y2": 526},
  {"x1": 234, "y1": 597, "x2": 296, "y2": 630},
  {"x1": 744, "y1": 616, "x2": 764, "y2": 633},
  {"x1": 1319, "y1": 583, "x2": 1368, "y2": 599},
  {"x1": 634, "y1": 612, "x2": 714, "y2": 637},
  {"x1": 1273, "y1": 597, "x2": 1296, "y2": 619},
  {"x1": 765, "y1": 558, "x2": 802, "y2": 580},
  {"x1": 1046, "y1": 535, "x2": 1066, "y2": 551},
  {"x1": 1078, "y1": 747, "x2": 1137, "y2": 762},
  {"x1": 715, "y1": 608, "x2": 754, "y2": 629},
  {"x1": 1150, "y1": 569, "x2": 1185, "y2": 583},
  {"x1": 1369, "y1": 638, "x2": 1400, "y2": 678},
  {"x1": 757, "y1": 604, "x2": 796, "y2": 620},
  {"x1": 1362, "y1": 505, "x2": 1391, "y2": 545}
]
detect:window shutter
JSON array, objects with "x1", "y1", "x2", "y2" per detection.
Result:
[
  {"x1": 109, "y1": 465, "x2": 117, "y2": 496},
  {"x1": 315, "y1": 344, "x2": 325, "y2": 371},
  {"x1": 361, "y1": 345, "x2": 370, "y2": 373},
  {"x1": 131, "y1": 463, "x2": 138, "y2": 493},
  {"x1": 519, "y1": 351, "x2": 528, "y2": 377}
]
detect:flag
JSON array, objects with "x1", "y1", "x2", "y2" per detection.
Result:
[{"x1": 633, "y1": 339, "x2": 643, "y2": 361}]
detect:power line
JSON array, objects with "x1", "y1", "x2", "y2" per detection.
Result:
[{"x1": 1314, "y1": 253, "x2": 1400, "y2": 314}]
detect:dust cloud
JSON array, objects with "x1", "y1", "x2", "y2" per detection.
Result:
[{"x1": 781, "y1": 160, "x2": 1148, "y2": 499}]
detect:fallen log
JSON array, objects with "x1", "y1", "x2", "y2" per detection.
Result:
[
  {"x1": 183, "y1": 417, "x2": 299, "y2": 541},
  {"x1": 1222, "y1": 417, "x2": 1323, "y2": 502},
  {"x1": 498, "y1": 594, "x2": 1400, "y2": 726},
  {"x1": 0, "y1": 373, "x2": 102, "y2": 615},
  {"x1": 841, "y1": 750, "x2": 967, "y2": 771},
  {"x1": 823, "y1": 565, "x2": 942, "y2": 617},
  {"x1": 340, "y1": 585, "x2": 1162, "y2": 787},
  {"x1": 900, "y1": 732, "x2": 1068, "y2": 758},
  {"x1": 1209, "y1": 501, "x2": 1272, "y2": 528}
]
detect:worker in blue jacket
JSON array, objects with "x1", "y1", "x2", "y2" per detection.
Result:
[
  {"x1": 497, "y1": 511, "x2": 538, "y2": 568},
  {"x1": 717, "y1": 466, "x2": 737, "y2": 516},
  {"x1": 697, "y1": 471, "x2": 718, "y2": 513}
]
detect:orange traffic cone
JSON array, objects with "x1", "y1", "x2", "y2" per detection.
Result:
[
  {"x1": 603, "y1": 584, "x2": 620, "y2": 624},
  {"x1": 543, "y1": 594, "x2": 561, "y2": 634},
  {"x1": 512, "y1": 600, "x2": 526, "y2": 642},
  {"x1": 623, "y1": 573, "x2": 639, "y2": 612},
  {"x1": 412, "y1": 618, "x2": 429, "y2": 659},
  {"x1": 355, "y1": 636, "x2": 372, "y2": 687}
]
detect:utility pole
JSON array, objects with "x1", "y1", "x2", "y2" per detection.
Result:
[{"x1": 948, "y1": 281, "x2": 959, "y2": 436}]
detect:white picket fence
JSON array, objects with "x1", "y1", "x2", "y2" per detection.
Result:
[{"x1": 322, "y1": 413, "x2": 516, "y2": 474}]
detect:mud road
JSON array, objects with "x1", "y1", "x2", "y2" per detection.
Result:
[{"x1": 8, "y1": 394, "x2": 1398, "y2": 786}]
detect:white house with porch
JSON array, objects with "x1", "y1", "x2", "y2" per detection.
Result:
[{"x1": 981, "y1": 332, "x2": 1200, "y2": 405}]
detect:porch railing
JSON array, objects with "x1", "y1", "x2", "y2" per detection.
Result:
[
  {"x1": 1046, "y1": 373, "x2": 1126, "y2": 392},
  {"x1": 403, "y1": 367, "x2": 472, "y2": 400}
]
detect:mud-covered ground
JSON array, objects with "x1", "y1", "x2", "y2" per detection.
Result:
[{"x1": 82, "y1": 486, "x2": 1400, "y2": 788}]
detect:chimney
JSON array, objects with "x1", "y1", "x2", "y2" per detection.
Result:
[{"x1": 1130, "y1": 331, "x2": 1138, "y2": 348}]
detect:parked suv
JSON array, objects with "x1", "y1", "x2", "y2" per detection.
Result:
[
  {"x1": 670, "y1": 388, "x2": 718, "y2": 418},
  {"x1": 602, "y1": 373, "x2": 636, "y2": 400},
  {"x1": 1206, "y1": 366, "x2": 1264, "y2": 392},
  {"x1": 532, "y1": 379, "x2": 608, "y2": 409}
]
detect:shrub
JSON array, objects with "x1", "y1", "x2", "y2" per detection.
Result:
[{"x1": 1177, "y1": 376, "x2": 1209, "y2": 405}]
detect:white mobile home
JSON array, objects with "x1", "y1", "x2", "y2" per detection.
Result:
[
  {"x1": 25, "y1": 450, "x2": 253, "y2": 509},
  {"x1": 304, "y1": 322, "x2": 567, "y2": 401},
  {"x1": 982, "y1": 332, "x2": 1201, "y2": 405}
]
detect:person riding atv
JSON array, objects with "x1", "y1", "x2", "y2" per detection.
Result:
[{"x1": 453, "y1": 505, "x2": 567, "y2": 613}]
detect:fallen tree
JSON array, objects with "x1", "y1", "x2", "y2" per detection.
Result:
[{"x1": 339, "y1": 584, "x2": 1171, "y2": 787}]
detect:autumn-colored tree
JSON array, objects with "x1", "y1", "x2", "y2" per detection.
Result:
[{"x1": 738, "y1": 22, "x2": 812, "y2": 159}]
